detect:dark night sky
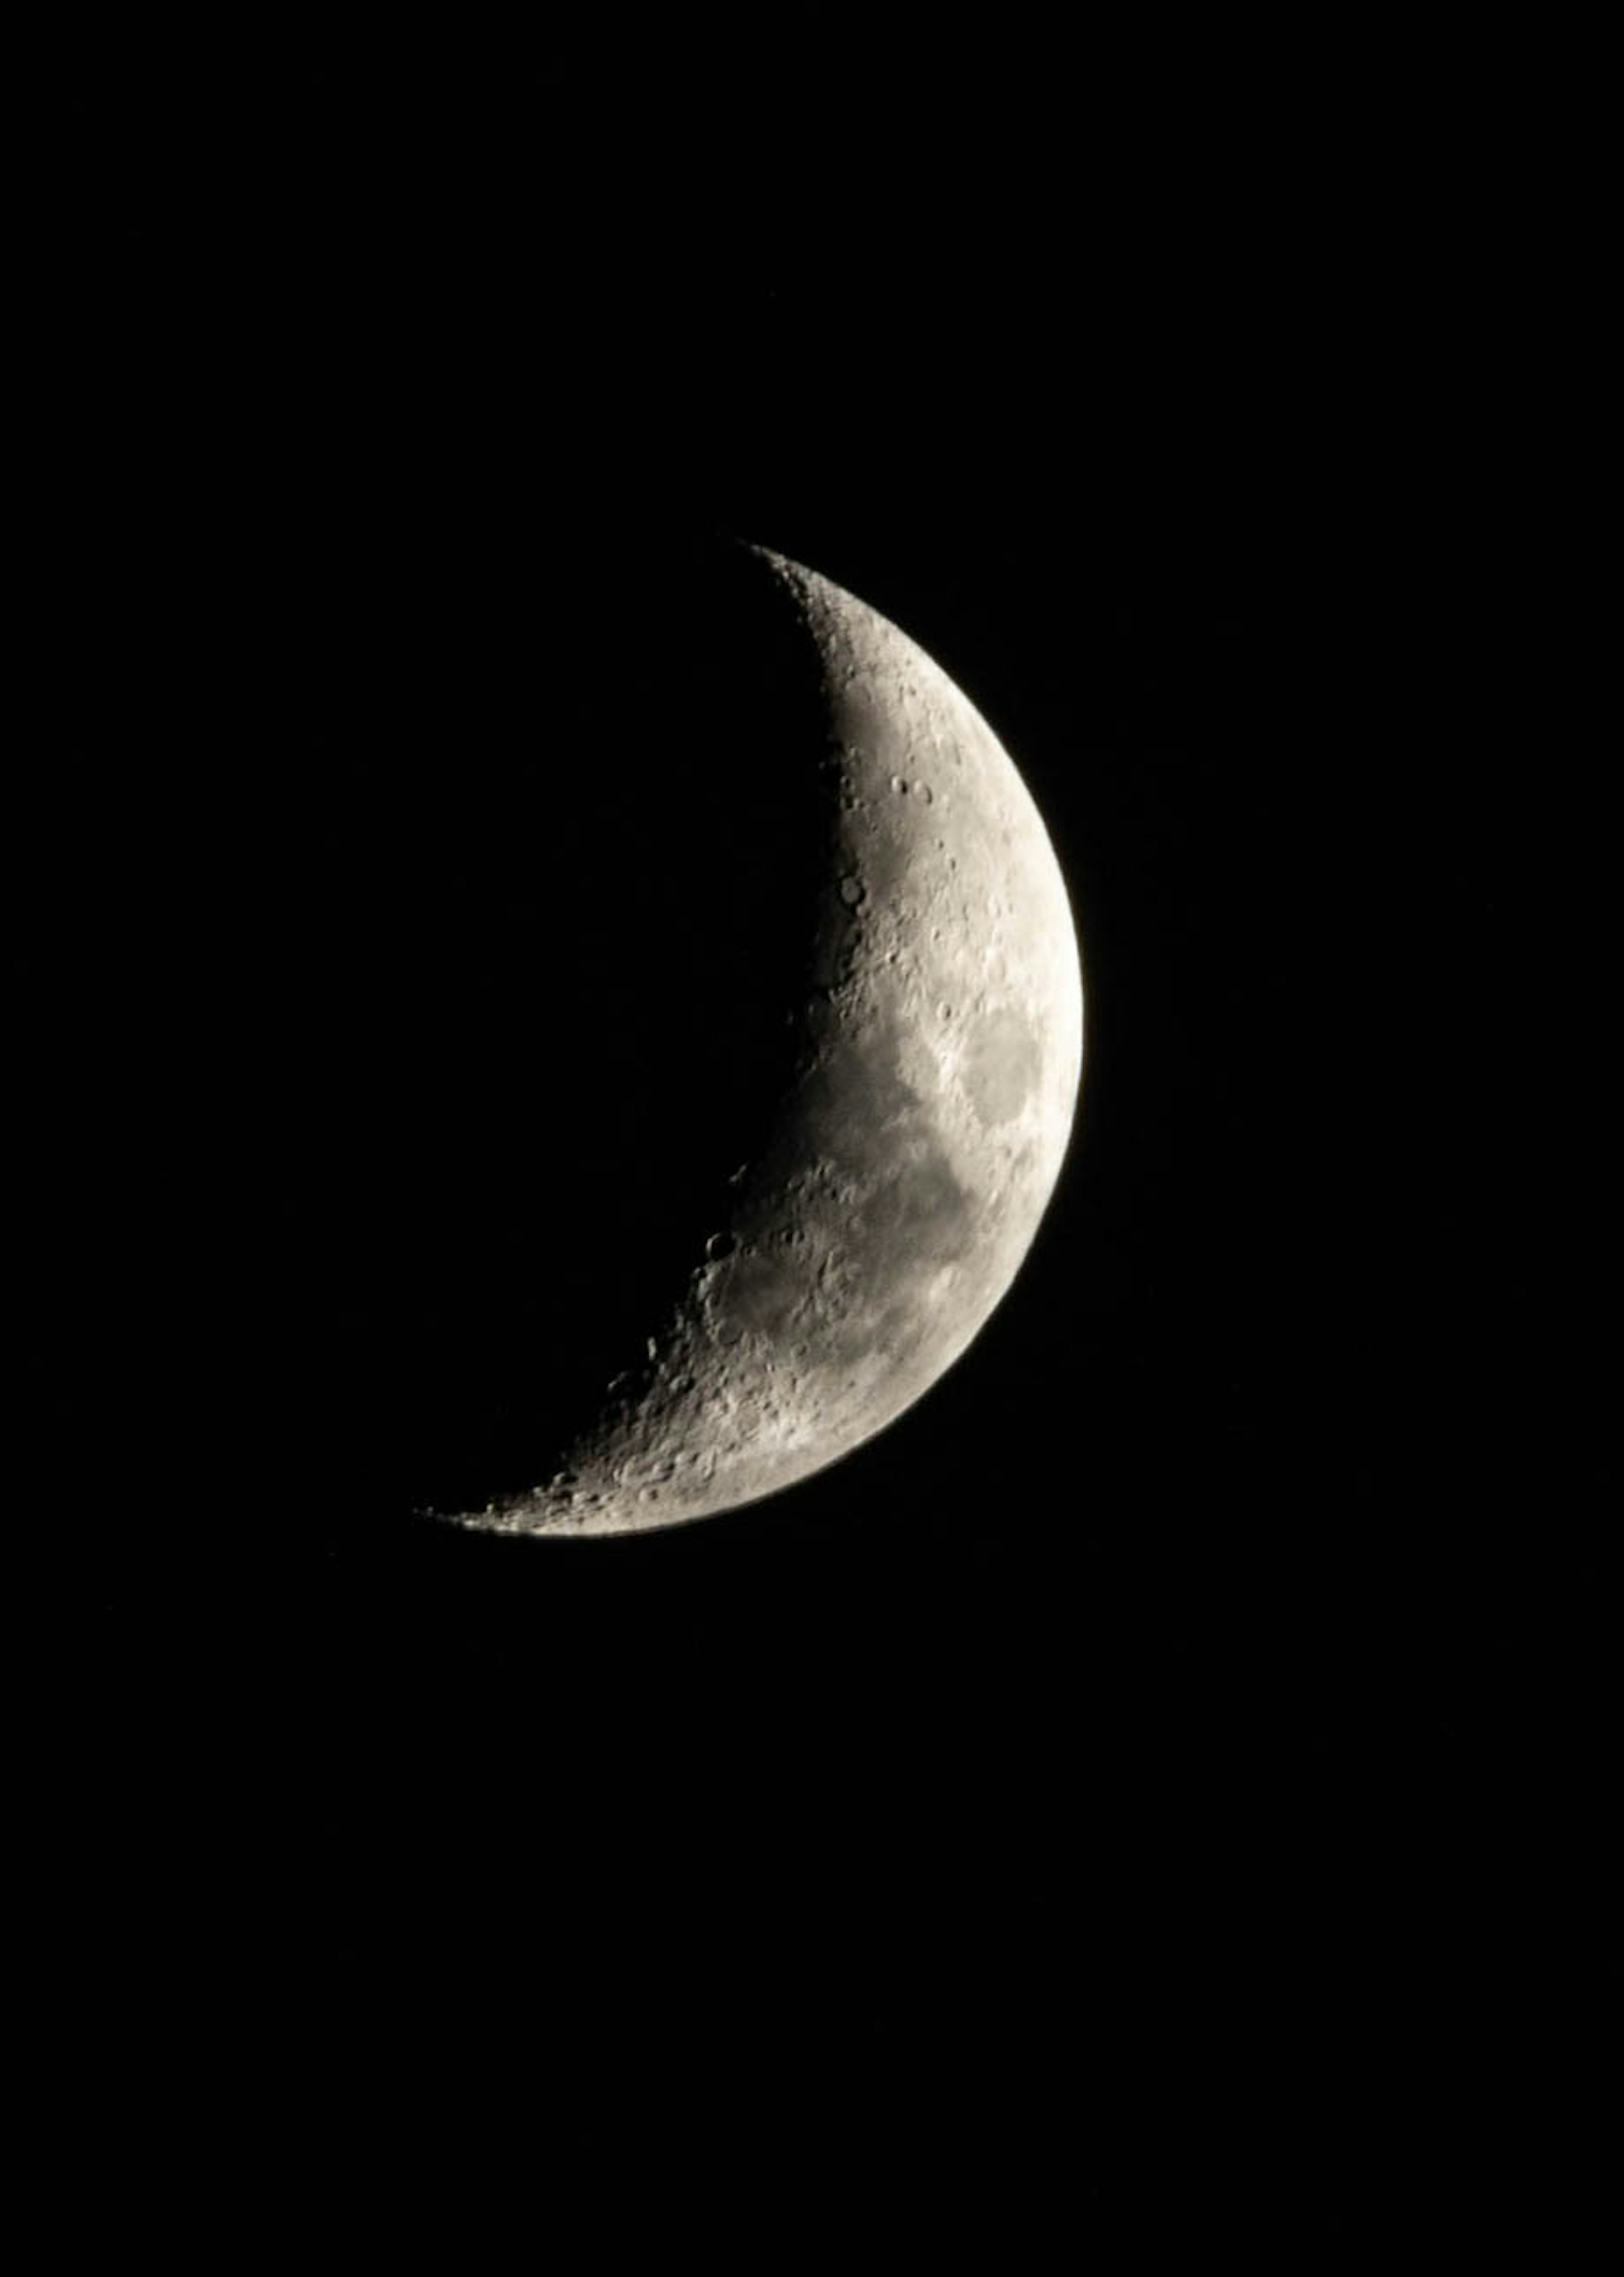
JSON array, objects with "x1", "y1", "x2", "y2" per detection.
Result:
[{"x1": 26, "y1": 64, "x2": 1606, "y2": 2250}]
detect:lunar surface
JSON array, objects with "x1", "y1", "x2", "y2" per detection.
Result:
[{"x1": 437, "y1": 547, "x2": 1084, "y2": 1538}]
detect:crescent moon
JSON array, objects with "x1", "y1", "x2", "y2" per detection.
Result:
[{"x1": 439, "y1": 548, "x2": 1084, "y2": 1536}]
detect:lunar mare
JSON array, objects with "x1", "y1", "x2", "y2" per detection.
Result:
[{"x1": 441, "y1": 549, "x2": 1084, "y2": 1536}]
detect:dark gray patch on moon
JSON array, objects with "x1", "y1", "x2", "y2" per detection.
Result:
[
  {"x1": 961, "y1": 1005, "x2": 1043, "y2": 1127},
  {"x1": 848, "y1": 809, "x2": 912, "y2": 904},
  {"x1": 851, "y1": 1147, "x2": 974, "y2": 1266},
  {"x1": 707, "y1": 1246, "x2": 804, "y2": 1341}
]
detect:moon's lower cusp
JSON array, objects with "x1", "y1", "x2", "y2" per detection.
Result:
[{"x1": 453, "y1": 548, "x2": 1083, "y2": 1538}]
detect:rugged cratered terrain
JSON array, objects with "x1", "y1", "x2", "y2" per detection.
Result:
[{"x1": 441, "y1": 548, "x2": 1084, "y2": 1536}]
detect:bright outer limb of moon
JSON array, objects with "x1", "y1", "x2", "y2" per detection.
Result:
[{"x1": 444, "y1": 549, "x2": 1084, "y2": 1537}]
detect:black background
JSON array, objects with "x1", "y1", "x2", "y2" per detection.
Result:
[{"x1": 26, "y1": 59, "x2": 1609, "y2": 2250}]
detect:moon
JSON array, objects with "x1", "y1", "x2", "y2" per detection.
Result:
[{"x1": 436, "y1": 546, "x2": 1084, "y2": 1537}]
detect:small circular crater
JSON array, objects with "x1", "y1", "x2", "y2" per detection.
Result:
[
  {"x1": 890, "y1": 775, "x2": 909, "y2": 794},
  {"x1": 705, "y1": 1230, "x2": 738, "y2": 1261},
  {"x1": 839, "y1": 875, "x2": 865, "y2": 908}
]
